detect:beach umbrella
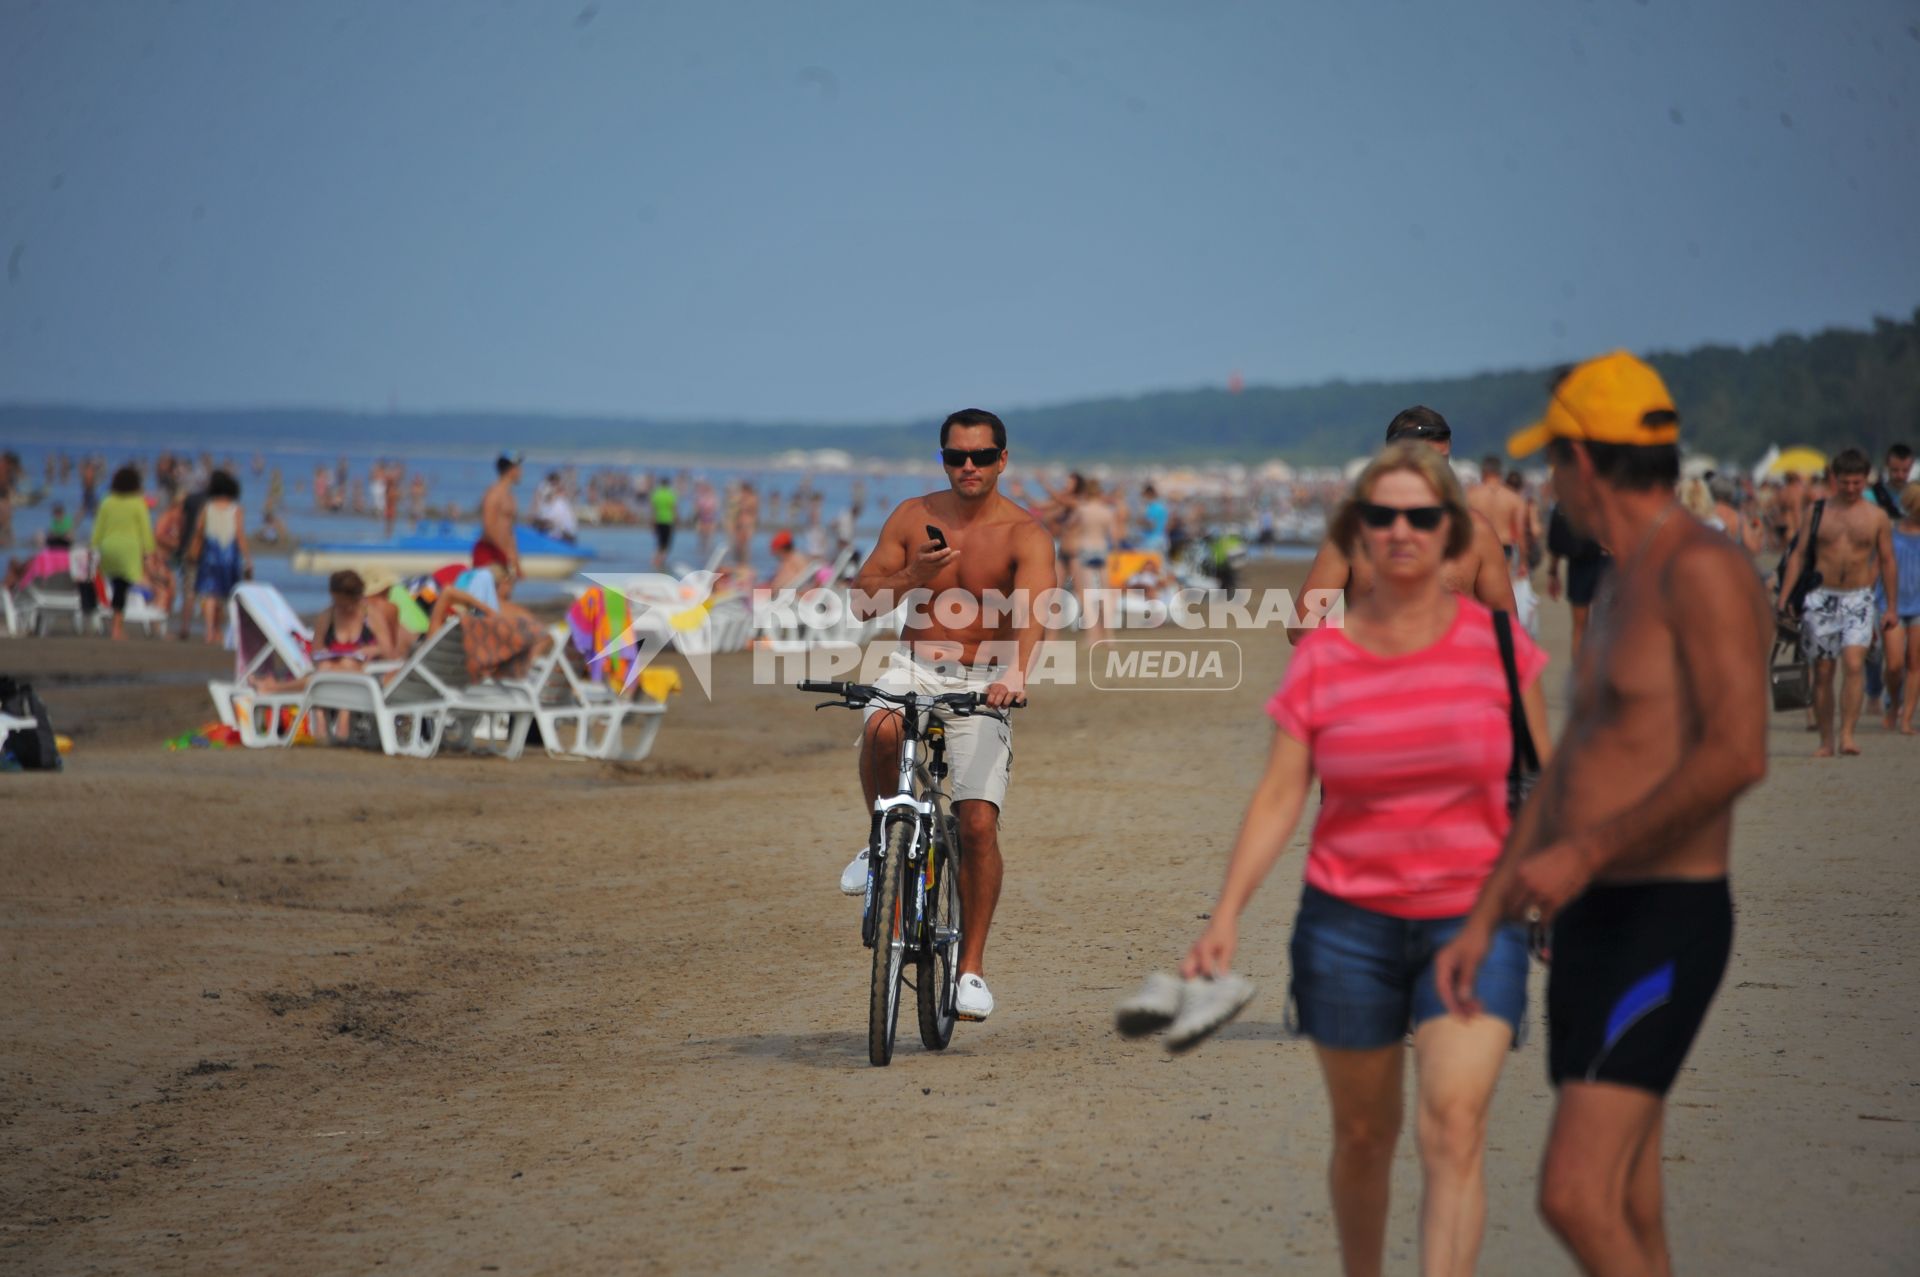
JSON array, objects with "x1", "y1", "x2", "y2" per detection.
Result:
[{"x1": 1762, "y1": 446, "x2": 1828, "y2": 478}]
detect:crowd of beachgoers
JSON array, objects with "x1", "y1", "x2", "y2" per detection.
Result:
[{"x1": 0, "y1": 439, "x2": 1903, "y2": 658}]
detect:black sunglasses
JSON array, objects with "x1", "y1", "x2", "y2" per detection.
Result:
[
  {"x1": 939, "y1": 446, "x2": 1003, "y2": 468},
  {"x1": 1356, "y1": 501, "x2": 1446, "y2": 531}
]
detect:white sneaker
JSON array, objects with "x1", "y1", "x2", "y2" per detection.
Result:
[
  {"x1": 1115, "y1": 971, "x2": 1185, "y2": 1038},
  {"x1": 840, "y1": 847, "x2": 870, "y2": 895},
  {"x1": 955, "y1": 973, "x2": 994, "y2": 1021},
  {"x1": 1165, "y1": 974, "x2": 1256, "y2": 1053}
]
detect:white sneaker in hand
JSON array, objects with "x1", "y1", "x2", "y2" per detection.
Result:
[
  {"x1": 1115, "y1": 971, "x2": 1185, "y2": 1038},
  {"x1": 1166, "y1": 974, "x2": 1255, "y2": 1053},
  {"x1": 955, "y1": 973, "x2": 994, "y2": 1021},
  {"x1": 839, "y1": 847, "x2": 871, "y2": 895}
]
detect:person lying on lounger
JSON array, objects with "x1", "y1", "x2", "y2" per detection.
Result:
[{"x1": 427, "y1": 563, "x2": 554, "y2": 681}]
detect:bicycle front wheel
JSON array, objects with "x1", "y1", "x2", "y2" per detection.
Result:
[
  {"x1": 868, "y1": 815, "x2": 912, "y2": 1067},
  {"x1": 917, "y1": 818, "x2": 962, "y2": 1050}
]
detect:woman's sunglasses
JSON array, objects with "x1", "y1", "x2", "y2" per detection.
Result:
[
  {"x1": 939, "y1": 446, "x2": 1003, "y2": 468},
  {"x1": 1356, "y1": 501, "x2": 1445, "y2": 532}
]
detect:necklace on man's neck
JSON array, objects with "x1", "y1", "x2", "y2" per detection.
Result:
[
  {"x1": 1617, "y1": 500, "x2": 1681, "y2": 574},
  {"x1": 1584, "y1": 500, "x2": 1680, "y2": 652}
]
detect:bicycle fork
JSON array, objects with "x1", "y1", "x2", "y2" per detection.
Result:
[{"x1": 864, "y1": 718, "x2": 944, "y2": 944}]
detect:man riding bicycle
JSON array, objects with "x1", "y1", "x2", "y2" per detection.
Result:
[{"x1": 843, "y1": 408, "x2": 1058, "y2": 1022}]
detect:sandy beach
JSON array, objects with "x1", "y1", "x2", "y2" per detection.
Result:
[{"x1": 3, "y1": 559, "x2": 1916, "y2": 1275}]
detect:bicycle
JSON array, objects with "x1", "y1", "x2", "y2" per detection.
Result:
[{"x1": 798, "y1": 678, "x2": 1017, "y2": 1067}]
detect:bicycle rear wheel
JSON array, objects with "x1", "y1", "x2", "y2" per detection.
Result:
[
  {"x1": 868, "y1": 815, "x2": 912, "y2": 1067},
  {"x1": 916, "y1": 818, "x2": 963, "y2": 1050}
]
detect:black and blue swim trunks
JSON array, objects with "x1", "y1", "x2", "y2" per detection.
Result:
[{"x1": 1547, "y1": 878, "x2": 1733, "y2": 1096}]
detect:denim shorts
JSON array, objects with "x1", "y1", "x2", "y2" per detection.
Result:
[{"x1": 1287, "y1": 885, "x2": 1531, "y2": 1050}]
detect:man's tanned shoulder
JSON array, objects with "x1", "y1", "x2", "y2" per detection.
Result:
[
  {"x1": 1663, "y1": 529, "x2": 1771, "y2": 626},
  {"x1": 1466, "y1": 508, "x2": 1502, "y2": 559}
]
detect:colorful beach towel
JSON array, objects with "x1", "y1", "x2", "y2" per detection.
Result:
[{"x1": 566, "y1": 585, "x2": 638, "y2": 689}]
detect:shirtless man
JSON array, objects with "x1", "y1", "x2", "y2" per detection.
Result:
[
  {"x1": 1435, "y1": 352, "x2": 1770, "y2": 1276},
  {"x1": 474, "y1": 453, "x2": 523, "y2": 579},
  {"x1": 1062, "y1": 478, "x2": 1120, "y2": 645},
  {"x1": 842, "y1": 408, "x2": 1057, "y2": 1022},
  {"x1": 1288, "y1": 407, "x2": 1517, "y2": 643},
  {"x1": 1468, "y1": 455, "x2": 1530, "y2": 560},
  {"x1": 1775, "y1": 447, "x2": 1898, "y2": 757}
]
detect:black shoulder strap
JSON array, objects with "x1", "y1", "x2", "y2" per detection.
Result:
[
  {"x1": 1807, "y1": 499, "x2": 1825, "y2": 545},
  {"x1": 1493, "y1": 610, "x2": 1540, "y2": 772}
]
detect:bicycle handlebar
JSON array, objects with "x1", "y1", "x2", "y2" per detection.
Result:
[{"x1": 795, "y1": 679, "x2": 1024, "y2": 715}]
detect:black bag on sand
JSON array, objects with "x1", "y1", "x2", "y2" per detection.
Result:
[
  {"x1": 1493, "y1": 611, "x2": 1541, "y2": 816},
  {"x1": 0, "y1": 676, "x2": 62, "y2": 771},
  {"x1": 1770, "y1": 624, "x2": 1814, "y2": 712}
]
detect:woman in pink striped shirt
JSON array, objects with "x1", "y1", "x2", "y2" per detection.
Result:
[{"x1": 1185, "y1": 443, "x2": 1551, "y2": 1277}]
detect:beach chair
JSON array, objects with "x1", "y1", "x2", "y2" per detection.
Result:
[
  {"x1": 527, "y1": 647, "x2": 669, "y2": 762},
  {"x1": 18, "y1": 580, "x2": 88, "y2": 635},
  {"x1": 701, "y1": 595, "x2": 755, "y2": 653},
  {"x1": 298, "y1": 620, "x2": 548, "y2": 760},
  {"x1": 293, "y1": 623, "x2": 462, "y2": 759},
  {"x1": 120, "y1": 590, "x2": 169, "y2": 638},
  {"x1": 1, "y1": 590, "x2": 18, "y2": 638},
  {"x1": 208, "y1": 583, "x2": 316, "y2": 745}
]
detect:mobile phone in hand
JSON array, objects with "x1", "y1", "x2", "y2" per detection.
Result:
[{"x1": 925, "y1": 524, "x2": 948, "y2": 550}]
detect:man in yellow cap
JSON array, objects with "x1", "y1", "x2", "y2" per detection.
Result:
[{"x1": 1431, "y1": 352, "x2": 1771, "y2": 1275}]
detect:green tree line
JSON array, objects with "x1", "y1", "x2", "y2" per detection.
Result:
[{"x1": 6, "y1": 309, "x2": 1916, "y2": 466}]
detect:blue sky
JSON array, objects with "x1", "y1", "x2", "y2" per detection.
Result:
[{"x1": 3, "y1": 0, "x2": 1917, "y2": 422}]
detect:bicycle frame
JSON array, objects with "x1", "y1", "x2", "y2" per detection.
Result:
[{"x1": 863, "y1": 699, "x2": 950, "y2": 943}]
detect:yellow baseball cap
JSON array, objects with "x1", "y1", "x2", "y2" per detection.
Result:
[{"x1": 1507, "y1": 350, "x2": 1680, "y2": 458}]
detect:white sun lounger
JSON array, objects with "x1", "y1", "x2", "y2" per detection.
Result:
[
  {"x1": 13, "y1": 578, "x2": 166, "y2": 638},
  {"x1": 293, "y1": 622, "x2": 461, "y2": 758},
  {"x1": 207, "y1": 583, "x2": 317, "y2": 745},
  {"x1": 527, "y1": 648, "x2": 668, "y2": 762},
  {"x1": 296, "y1": 619, "x2": 552, "y2": 760},
  {"x1": 120, "y1": 591, "x2": 168, "y2": 637},
  {"x1": 17, "y1": 581, "x2": 87, "y2": 635}
]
